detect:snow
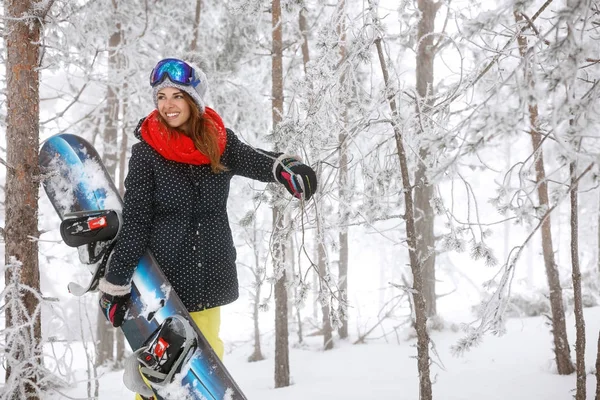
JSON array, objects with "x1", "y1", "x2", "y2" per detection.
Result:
[
  {"x1": 135, "y1": 282, "x2": 172, "y2": 322},
  {"x1": 44, "y1": 157, "x2": 79, "y2": 214},
  {"x1": 45, "y1": 307, "x2": 600, "y2": 399},
  {"x1": 77, "y1": 158, "x2": 121, "y2": 211},
  {"x1": 44, "y1": 155, "x2": 121, "y2": 214},
  {"x1": 155, "y1": 374, "x2": 201, "y2": 400}
]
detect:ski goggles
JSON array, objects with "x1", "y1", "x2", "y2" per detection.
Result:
[{"x1": 149, "y1": 58, "x2": 201, "y2": 88}]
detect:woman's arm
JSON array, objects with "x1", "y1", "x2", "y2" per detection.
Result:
[
  {"x1": 103, "y1": 143, "x2": 156, "y2": 286},
  {"x1": 224, "y1": 128, "x2": 281, "y2": 182}
]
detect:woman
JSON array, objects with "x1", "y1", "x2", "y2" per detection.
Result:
[{"x1": 98, "y1": 58, "x2": 317, "y2": 362}]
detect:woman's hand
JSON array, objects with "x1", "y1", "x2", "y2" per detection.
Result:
[
  {"x1": 98, "y1": 278, "x2": 131, "y2": 327},
  {"x1": 276, "y1": 157, "x2": 318, "y2": 200}
]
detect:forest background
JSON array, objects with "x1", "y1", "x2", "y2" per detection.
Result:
[{"x1": 2, "y1": 0, "x2": 600, "y2": 399}]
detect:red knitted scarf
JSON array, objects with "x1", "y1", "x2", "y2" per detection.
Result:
[{"x1": 140, "y1": 107, "x2": 227, "y2": 165}]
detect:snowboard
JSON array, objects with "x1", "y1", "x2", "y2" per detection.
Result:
[{"x1": 39, "y1": 133, "x2": 247, "y2": 400}]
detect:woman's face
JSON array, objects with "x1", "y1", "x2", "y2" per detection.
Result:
[{"x1": 156, "y1": 87, "x2": 191, "y2": 134}]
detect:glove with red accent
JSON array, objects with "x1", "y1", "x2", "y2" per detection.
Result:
[
  {"x1": 98, "y1": 278, "x2": 131, "y2": 327},
  {"x1": 275, "y1": 156, "x2": 318, "y2": 200}
]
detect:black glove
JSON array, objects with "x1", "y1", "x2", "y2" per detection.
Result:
[
  {"x1": 99, "y1": 292, "x2": 130, "y2": 327},
  {"x1": 275, "y1": 157, "x2": 318, "y2": 200},
  {"x1": 98, "y1": 277, "x2": 131, "y2": 327}
]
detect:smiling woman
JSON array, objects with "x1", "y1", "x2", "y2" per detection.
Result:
[{"x1": 95, "y1": 58, "x2": 319, "y2": 399}]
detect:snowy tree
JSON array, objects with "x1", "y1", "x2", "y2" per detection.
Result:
[
  {"x1": 3, "y1": 1, "x2": 55, "y2": 397},
  {"x1": 513, "y1": 7, "x2": 574, "y2": 375},
  {"x1": 439, "y1": 0, "x2": 600, "y2": 381},
  {"x1": 370, "y1": 3, "x2": 433, "y2": 398},
  {"x1": 412, "y1": 0, "x2": 442, "y2": 320},
  {"x1": 334, "y1": 0, "x2": 350, "y2": 341},
  {"x1": 271, "y1": 0, "x2": 291, "y2": 389}
]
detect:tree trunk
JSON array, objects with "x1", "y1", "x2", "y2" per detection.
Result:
[
  {"x1": 118, "y1": 83, "x2": 129, "y2": 197},
  {"x1": 529, "y1": 79, "x2": 574, "y2": 377},
  {"x1": 298, "y1": 6, "x2": 310, "y2": 74},
  {"x1": 273, "y1": 211, "x2": 290, "y2": 388},
  {"x1": 312, "y1": 260, "x2": 319, "y2": 323},
  {"x1": 248, "y1": 221, "x2": 265, "y2": 362},
  {"x1": 289, "y1": 231, "x2": 304, "y2": 344},
  {"x1": 190, "y1": 0, "x2": 202, "y2": 52},
  {"x1": 374, "y1": 34, "x2": 433, "y2": 400},
  {"x1": 598, "y1": 189, "x2": 600, "y2": 275},
  {"x1": 414, "y1": 0, "x2": 438, "y2": 319},
  {"x1": 318, "y1": 244, "x2": 333, "y2": 349},
  {"x1": 96, "y1": 296, "x2": 113, "y2": 366},
  {"x1": 570, "y1": 161, "x2": 586, "y2": 400},
  {"x1": 5, "y1": 0, "x2": 45, "y2": 396},
  {"x1": 515, "y1": 11, "x2": 574, "y2": 375},
  {"x1": 298, "y1": 5, "x2": 320, "y2": 329},
  {"x1": 295, "y1": 304, "x2": 304, "y2": 345},
  {"x1": 96, "y1": 8, "x2": 122, "y2": 367},
  {"x1": 102, "y1": 12, "x2": 121, "y2": 180},
  {"x1": 595, "y1": 330, "x2": 600, "y2": 399},
  {"x1": 336, "y1": 0, "x2": 350, "y2": 340},
  {"x1": 248, "y1": 273, "x2": 265, "y2": 362},
  {"x1": 272, "y1": 0, "x2": 290, "y2": 388},
  {"x1": 317, "y1": 205, "x2": 334, "y2": 350}
]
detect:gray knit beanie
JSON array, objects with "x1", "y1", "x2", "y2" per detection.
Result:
[{"x1": 151, "y1": 59, "x2": 208, "y2": 115}]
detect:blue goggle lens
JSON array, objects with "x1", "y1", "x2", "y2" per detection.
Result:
[{"x1": 150, "y1": 58, "x2": 197, "y2": 87}]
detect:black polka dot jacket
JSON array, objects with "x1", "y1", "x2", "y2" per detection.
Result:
[{"x1": 104, "y1": 119, "x2": 280, "y2": 312}]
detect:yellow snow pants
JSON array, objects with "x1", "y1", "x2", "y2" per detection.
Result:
[{"x1": 134, "y1": 307, "x2": 224, "y2": 400}]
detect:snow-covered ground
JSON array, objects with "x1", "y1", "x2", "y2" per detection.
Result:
[{"x1": 45, "y1": 307, "x2": 600, "y2": 399}]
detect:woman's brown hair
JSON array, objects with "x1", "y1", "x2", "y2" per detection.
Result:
[{"x1": 157, "y1": 92, "x2": 227, "y2": 173}]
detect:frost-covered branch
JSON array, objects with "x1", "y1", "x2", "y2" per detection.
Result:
[
  {"x1": 40, "y1": 50, "x2": 99, "y2": 125},
  {"x1": 0, "y1": 258, "x2": 53, "y2": 399},
  {"x1": 32, "y1": 0, "x2": 57, "y2": 20},
  {"x1": 450, "y1": 0, "x2": 555, "y2": 103},
  {"x1": 353, "y1": 292, "x2": 407, "y2": 345},
  {"x1": 452, "y1": 162, "x2": 594, "y2": 356}
]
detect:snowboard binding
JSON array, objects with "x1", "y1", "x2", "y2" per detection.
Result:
[
  {"x1": 60, "y1": 209, "x2": 122, "y2": 296},
  {"x1": 136, "y1": 315, "x2": 198, "y2": 386},
  {"x1": 61, "y1": 209, "x2": 121, "y2": 264}
]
